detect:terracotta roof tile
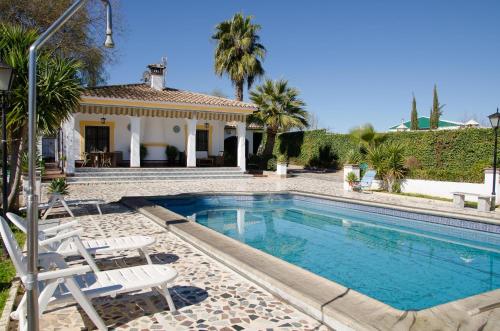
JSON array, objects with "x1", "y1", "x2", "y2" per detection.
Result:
[{"x1": 82, "y1": 84, "x2": 257, "y2": 110}]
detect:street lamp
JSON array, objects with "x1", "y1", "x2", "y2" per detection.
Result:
[
  {"x1": 0, "y1": 60, "x2": 14, "y2": 217},
  {"x1": 488, "y1": 108, "x2": 500, "y2": 197}
]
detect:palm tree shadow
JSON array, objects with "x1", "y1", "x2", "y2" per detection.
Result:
[{"x1": 78, "y1": 285, "x2": 209, "y2": 329}]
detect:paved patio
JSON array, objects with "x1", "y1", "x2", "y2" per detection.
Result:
[
  {"x1": 16, "y1": 175, "x2": 499, "y2": 330},
  {"x1": 25, "y1": 202, "x2": 329, "y2": 330}
]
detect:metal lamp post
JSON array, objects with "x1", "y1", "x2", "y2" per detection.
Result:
[
  {"x1": 0, "y1": 61, "x2": 14, "y2": 217},
  {"x1": 489, "y1": 108, "x2": 500, "y2": 198},
  {"x1": 25, "y1": 1, "x2": 114, "y2": 330}
]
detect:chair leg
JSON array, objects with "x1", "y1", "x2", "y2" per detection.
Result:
[
  {"x1": 160, "y1": 285, "x2": 176, "y2": 312},
  {"x1": 65, "y1": 278, "x2": 108, "y2": 331},
  {"x1": 72, "y1": 236, "x2": 100, "y2": 272},
  {"x1": 96, "y1": 203, "x2": 102, "y2": 216},
  {"x1": 138, "y1": 248, "x2": 153, "y2": 264},
  {"x1": 59, "y1": 198, "x2": 75, "y2": 218},
  {"x1": 38, "y1": 280, "x2": 59, "y2": 316},
  {"x1": 41, "y1": 197, "x2": 58, "y2": 221}
]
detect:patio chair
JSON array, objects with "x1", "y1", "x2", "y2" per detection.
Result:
[
  {"x1": 352, "y1": 169, "x2": 377, "y2": 192},
  {"x1": 7, "y1": 212, "x2": 156, "y2": 265},
  {"x1": 81, "y1": 152, "x2": 90, "y2": 167},
  {"x1": 0, "y1": 217, "x2": 177, "y2": 331}
]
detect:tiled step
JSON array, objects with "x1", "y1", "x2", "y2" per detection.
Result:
[
  {"x1": 66, "y1": 173, "x2": 252, "y2": 184},
  {"x1": 73, "y1": 169, "x2": 244, "y2": 177},
  {"x1": 75, "y1": 167, "x2": 239, "y2": 173}
]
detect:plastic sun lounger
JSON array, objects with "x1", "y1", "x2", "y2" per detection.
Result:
[
  {"x1": 0, "y1": 217, "x2": 177, "y2": 331},
  {"x1": 7, "y1": 212, "x2": 156, "y2": 265},
  {"x1": 353, "y1": 169, "x2": 377, "y2": 192},
  {"x1": 19, "y1": 193, "x2": 104, "y2": 220},
  {"x1": 41, "y1": 193, "x2": 104, "y2": 220}
]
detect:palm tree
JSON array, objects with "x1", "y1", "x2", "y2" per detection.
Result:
[
  {"x1": 0, "y1": 24, "x2": 82, "y2": 210},
  {"x1": 349, "y1": 123, "x2": 386, "y2": 156},
  {"x1": 367, "y1": 142, "x2": 407, "y2": 193},
  {"x1": 249, "y1": 79, "x2": 308, "y2": 156},
  {"x1": 212, "y1": 13, "x2": 265, "y2": 101}
]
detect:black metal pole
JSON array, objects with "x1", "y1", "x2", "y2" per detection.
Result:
[
  {"x1": 1, "y1": 93, "x2": 7, "y2": 217},
  {"x1": 493, "y1": 126, "x2": 498, "y2": 196}
]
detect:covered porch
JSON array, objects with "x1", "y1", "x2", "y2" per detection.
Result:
[
  {"x1": 61, "y1": 83, "x2": 255, "y2": 174},
  {"x1": 63, "y1": 108, "x2": 249, "y2": 172}
]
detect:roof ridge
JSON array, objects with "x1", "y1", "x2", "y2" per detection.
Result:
[{"x1": 86, "y1": 83, "x2": 146, "y2": 89}]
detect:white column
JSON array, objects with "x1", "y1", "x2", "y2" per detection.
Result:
[
  {"x1": 236, "y1": 122, "x2": 246, "y2": 171},
  {"x1": 63, "y1": 116, "x2": 75, "y2": 175},
  {"x1": 129, "y1": 116, "x2": 141, "y2": 167},
  {"x1": 186, "y1": 118, "x2": 197, "y2": 167}
]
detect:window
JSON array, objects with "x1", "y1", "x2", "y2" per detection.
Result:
[
  {"x1": 85, "y1": 126, "x2": 110, "y2": 152},
  {"x1": 196, "y1": 129, "x2": 208, "y2": 152}
]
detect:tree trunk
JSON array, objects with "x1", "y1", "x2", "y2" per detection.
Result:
[
  {"x1": 262, "y1": 127, "x2": 277, "y2": 156},
  {"x1": 235, "y1": 81, "x2": 244, "y2": 101},
  {"x1": 7, "y1": 125, "x2": 27, "y2": 211},
  {"x1": 256, "y1": 131, "x2": 266, "y2": 156}
]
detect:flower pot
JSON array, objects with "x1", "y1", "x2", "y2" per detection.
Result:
[{"x1": 276, "y1": 163, "x2": 288, "y2": 178}]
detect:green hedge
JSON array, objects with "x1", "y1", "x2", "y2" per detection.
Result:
[{"x1": 276, "y1": 128, "x2": 498, "y2": 183}]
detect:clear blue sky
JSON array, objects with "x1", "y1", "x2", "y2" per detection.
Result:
[{"x1": 106, "y1": 0, "x2": 500, "y2": 133}]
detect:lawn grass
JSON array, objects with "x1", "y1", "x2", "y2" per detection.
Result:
[{"x1": 0, "y1": 227, "x2": 26, "y2": 313}]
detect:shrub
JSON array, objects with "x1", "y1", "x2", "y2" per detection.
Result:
[
  {"x1": 276, "y1": 128, "x2": 498, "y2": 183},
  {"x1": 267, "y1": 157, "x2": 277, "y2": 171},
  {"x1": 140, "y1": 144, "x2": 148, "y2": 160},
  {"x1": 48, "y1": 178, "x2": 68, "y2": 195},
  {"x1": 277, "y1": 153, "x2": 288, "y2": 164},
  {"x1": 165, "y1": 145, "x2": 178, "y2": 164},
  {"x1": 346, "y1": 171, "x2": 358, "y2": 186}
]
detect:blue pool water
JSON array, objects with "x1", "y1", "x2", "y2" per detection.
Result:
[{"x1": 155, "y1": 194, "x2": 500, "y2": 310}]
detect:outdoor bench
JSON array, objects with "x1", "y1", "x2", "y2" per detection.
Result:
[{"x1": 452, "y1": 192, "x2": 495, "y2": 212}]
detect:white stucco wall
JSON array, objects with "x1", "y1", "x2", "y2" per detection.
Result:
[
  {"x1": 399, "y1": 169, "x2": 498, "y2": 201},
  {"x1": 71, "y1": 114, "x2": 233, "y2": 162}
]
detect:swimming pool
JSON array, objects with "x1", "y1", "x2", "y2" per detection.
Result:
[{"x1": 155, "y1": 193, "x2": 500, "y2": 311}]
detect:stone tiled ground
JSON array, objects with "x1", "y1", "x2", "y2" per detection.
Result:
[
  {"x1": 31, "y1": 202, "x2": 329, "y2": 330},
  {"x1": 21, "y1": 174, "x2": 499, "y2": 330}
]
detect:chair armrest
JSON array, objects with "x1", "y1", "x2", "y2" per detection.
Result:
[
  {"x1": 38, "y1": 265, "x2": 92, "y2": 281},
  {"x1": 41, "y1": 220, "x2": 79, "y2": 235},
  {"x1": 39, "y1": 229, "x2": 83, "y2": 246}
]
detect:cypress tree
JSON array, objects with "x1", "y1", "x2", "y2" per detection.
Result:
[
  {"x1": 430, "y1": 84, "x2": 443, "y2": 130},
  {"x1": 410, "y1": 95, "x2": 419, "y2": 130}
]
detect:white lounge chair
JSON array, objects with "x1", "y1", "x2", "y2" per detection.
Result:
[
  {"x1": 0, "y1": 217, "x2": 177, "y2": 331},
  {"x1": 7, "y1": 212, "x2": 156, "y2": 266},
  {"x1": 20, "y1": 193, "x2": 104, "y2": 220}
]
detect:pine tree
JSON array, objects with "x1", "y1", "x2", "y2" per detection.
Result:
[
  {"x1": 410, "y1": 95, "x2": 419, "y2": 130},
  {"x1": 430, "y1": 85, "x2": 444, "y2": 130}
]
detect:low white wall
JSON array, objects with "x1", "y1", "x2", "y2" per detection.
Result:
[
  {"x1": 343, "y1": 166, "x2": 499, "y2": 202},
  {"x1": 401, "y1": 169, "x2": 499, "y2": 201}
]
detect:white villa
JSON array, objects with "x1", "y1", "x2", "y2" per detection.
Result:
[{"x1": 56, "y1": 63, "x2": 263, "y2": 174}]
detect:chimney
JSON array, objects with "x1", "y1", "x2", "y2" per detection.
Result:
[{"x1": 147, "y1": 62, "x2": 166, "y2": 91}]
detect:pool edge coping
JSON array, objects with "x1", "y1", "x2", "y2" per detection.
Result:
[{"x1": 121, "y1": 191, "x2": 500, "y2": 331}]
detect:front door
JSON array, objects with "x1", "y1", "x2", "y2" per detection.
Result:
[{"x1": 85, "y1": 126, "x2": 110, "y2": 152}]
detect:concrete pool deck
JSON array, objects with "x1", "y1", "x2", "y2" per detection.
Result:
[{"x1": 121, "y1": 192, "x2": 500, "y2": 331}]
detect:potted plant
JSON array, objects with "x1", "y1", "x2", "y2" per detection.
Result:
[
  {"x1": 165, "y1": 145, "x2": 178, "y2": 166},
  {"x1": 140, "y1": 144, "x2": 148, "y2": 161},
  {"x1": 346, "y1": 171, "x2": 359, "y2": 191},
  {"x1": 276, "y1": 154, "x2": 288, "y2": 178},
  {"x1": 47, "y1": 178, "x2": 69, "y2": 201}
]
